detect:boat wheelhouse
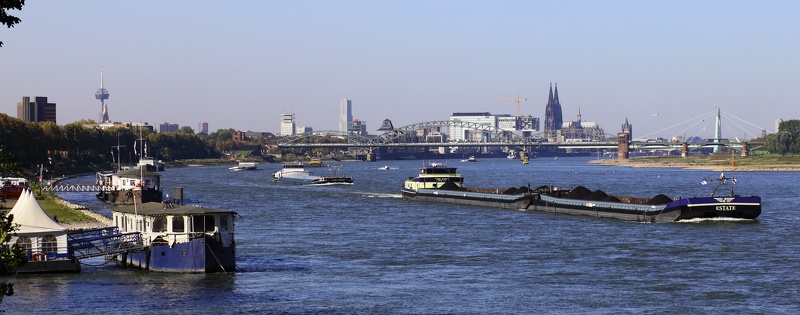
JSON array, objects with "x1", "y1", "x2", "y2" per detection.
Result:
[
  {"x1": 96, "y1": 167, "x2": 162, "y2": 205},
  {"x1": 112, "y1": 202, "x2": 236, "y2": 273},
  {"x1": 402, "y1": 163, "x2": 463, "y2": 194}
]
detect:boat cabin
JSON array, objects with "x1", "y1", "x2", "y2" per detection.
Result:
[
  {"x1": 96, "y1": 167, "x2": 161, "y2": 190},
  {"x1": 404, "y1": 164, "x2": 464, "y2": 191},
  {"x1": 112, "y1": 202, "x2": 236, "y2": 248}
]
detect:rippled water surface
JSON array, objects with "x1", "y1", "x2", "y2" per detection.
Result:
[{"x1": 5, "y1": 157, "x2": 800, "y2": 314}]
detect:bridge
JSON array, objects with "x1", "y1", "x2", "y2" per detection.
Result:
[
  {"x1": 275, "y1": 112, "x2": 764, "y2": 159},
  {"x1": 67, "y1": 226, "x2": 144, "y2": 260}
]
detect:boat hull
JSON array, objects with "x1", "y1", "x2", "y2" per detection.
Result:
[
  {"x1": 118, "y1": 235, "x2": 235, "y2": 273},
  {"x1": 529, "y1": 196, "x2": 681, "y2": 223},
  {"x1": 97, "y1": 189, "x2": 162, "y2": 205},
  {"x1": 667, "y1": 196, "x2": 762, "y2": 220},
  {"x1": 402, "y1": 189, "x2": 761, "y2": 223},
  {"x1": 11, "y1": 258, "x2": 81, "y2": 274},
  {"x1": 401, "y1": 188, "x2": 530, "y2": 210}
]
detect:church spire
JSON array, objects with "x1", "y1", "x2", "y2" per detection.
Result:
[{"x1": 554, "y1": 82, "x2": 560, "y2": 106}]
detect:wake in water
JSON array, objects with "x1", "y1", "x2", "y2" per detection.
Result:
[{"x1": 352, "y1": 191, "x2": 403, "y2": 198}]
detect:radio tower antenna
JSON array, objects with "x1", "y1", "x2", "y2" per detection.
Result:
[{"x1": 95, "y1": 66, "x2": 110, "y2": 123}]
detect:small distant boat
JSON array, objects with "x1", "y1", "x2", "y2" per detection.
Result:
[
  {"x1": 308, "y1": 158, "x2": 323, "y2": 167},
  {"x1": 507, "y1": 151, "x2": 518, "y2": 159},
  {"x1": 378, "y1": 165, "x2": 389, "y2": 170},
  {"x1": 272, "y1": 162, "x2": 353, "y2": 185},
  {"x1": 137, "y1": 157, "x2": 165, "y2": 171},
  {"x1": 229, "y1": 162, "x2": 258, "y2": 171},
  {"x1": 460, "y1": 156, "x2": 478, "y2": 163}
]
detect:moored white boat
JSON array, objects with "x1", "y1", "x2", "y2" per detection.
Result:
[{"x1": 112, "y1": 202, "x2": 237, "y2": 272}]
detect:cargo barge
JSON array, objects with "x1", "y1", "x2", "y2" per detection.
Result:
[{"x1": 401, "y1": 165, "x2": 761, "y2": 222}]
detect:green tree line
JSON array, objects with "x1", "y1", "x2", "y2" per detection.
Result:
[
  {"x1": 0, "y1": 114, "x2": 225, "y2": 177},
  {"x1": 760, "y1": 119, "x2": 800, "y2": 155}
]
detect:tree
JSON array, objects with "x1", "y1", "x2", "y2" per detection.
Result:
[
  {"x1": 0, "y1": 214, "x2": 27, "y2": 302},
  {"x1": 177, "y1": 126, "x2": 194, "y2": 134},
  {"x1": 765, "y1": 120, "x2": 800, "y2": 154},
  {"x1": 0, "y1": 0, "x2": 25, "y2": 47}
]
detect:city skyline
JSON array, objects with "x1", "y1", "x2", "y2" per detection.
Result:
[{"x1": 1, "y1": 1, "x2": 798, "y2": 139}]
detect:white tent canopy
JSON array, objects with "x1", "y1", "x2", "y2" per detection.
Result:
[{"x1": 6, "y1": 189, "x2": 68, "y2": 257}]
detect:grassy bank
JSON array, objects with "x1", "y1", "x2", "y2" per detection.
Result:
[{"x1": 36, "y1": 193, "x2": 96, "y2": 223}]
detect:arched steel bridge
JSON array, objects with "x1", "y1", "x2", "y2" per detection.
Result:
[{"x1": 276, "y1": 120, "x2": 760, "y2": 151}]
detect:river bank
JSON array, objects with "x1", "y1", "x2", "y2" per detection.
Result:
[{"x1": 590, "y1": 155, "x2": 800, "y2": 171}]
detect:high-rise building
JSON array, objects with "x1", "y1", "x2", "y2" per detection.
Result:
[
  {"x1": 17, "y1": 96, "x2": 57, "y2": 123},
  {"x1": 281, "y1": 113, "x2": 296, "y2": 136},
  {"x1": 448, "y1": 112, "x2": 497, "y2": 142},
  {"x1": 543, "y1": 83, "x2": 563, "y2": 136},
  {"x1": 339, "y1": 99, "x2": 352, "y2": 133},
  {"x1": 95, "y1": 67, "x2": 110, "y2": 123},
  {"x1": 198, "y1": 121, "x2": 209, "y2": 134},
  {"x1": 158, "y1": 122, "x2": 179, "y2": 133},
  {"x1": 347, "y1": 119, "x2": 367, "y2": 135}
]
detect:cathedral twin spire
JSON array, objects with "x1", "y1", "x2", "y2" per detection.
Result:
[{"x1": 544, "y1": 83, "x2": 563, "y2": 133}]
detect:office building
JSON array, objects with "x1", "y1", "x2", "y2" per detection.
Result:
[
  {"x1": 339, "y1": 99, "x2": 352, "y2": 133},
  {"x1": 448, "y1": 112, "x2": 497, "y2": 142},
  {"x1": 158, "y1": 122, "x2": 179, "y2": 133},
  {"x1": 198, "y1": 121, "x2": 209, "y2": 134},
  {"x1": 347, "y1": 119, "x2": 367, "y2": 136},
  {"x1": 280, "y1": 113, "x2": 296, "y2": 136},
  {"x1": 16, "y1": 96, "x2": 57, "y2": 123}
]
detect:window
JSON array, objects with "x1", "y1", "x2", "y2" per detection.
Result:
[
  {"x1": 42, "y1": 235, "x2": 58, "y2": 254},
  {"x1": 172, "y1": 215, "x2": 184, "y2": 232},
  {"x1": 192, "y1": 215, "x2": 215, "y2": 232},
  {"x1": 220, "y1": 215, "x2": 229, "y2": 231},
  {"x1": 16, "y1": 236, "x2": 32, "y2": 255},
  {"x1": 152, "y1": 216, "x2": 167, "y2": 232}
]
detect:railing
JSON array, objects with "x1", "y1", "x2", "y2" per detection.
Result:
[
  {"x1": 67, "y1": 227, "x2": 144, "y2": 259},
  {"x1": 41, "y1": 184, "x2": 124, "y2": 192}
]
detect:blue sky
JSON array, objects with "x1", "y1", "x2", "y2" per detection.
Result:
[{"x1": 2, "y1": 1, "x2": 798, "y2": 139}]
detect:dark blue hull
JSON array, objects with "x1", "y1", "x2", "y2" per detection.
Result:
[
  {"x1": 666, "y1": 195, "x2": 761, "y2": 220},
  {"x1": 119, "y1": 235, "x2": 235, "y2": 273}
]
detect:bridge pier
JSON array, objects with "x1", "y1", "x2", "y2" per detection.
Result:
[
  {"x1": 681, "y1": 142, "x2": 688, "y2": 158},
  {"x1": 617, "y1": 132, "x2": 630, "y2": 160},
  {"x1": 741, "y1": 142, "x2": 748, "y2": 157}
]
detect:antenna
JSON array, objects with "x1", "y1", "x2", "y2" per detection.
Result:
[{"x1": 95, "y1": 66, "x2": 110, "y2": 123}]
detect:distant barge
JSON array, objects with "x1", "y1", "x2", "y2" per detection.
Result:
[{"x1": 401, "y1": 165, "x2": 761, "y2": 223}]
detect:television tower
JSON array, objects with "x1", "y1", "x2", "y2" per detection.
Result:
[{"x1": 95, "y1": 66, "x2": 110, "y2": 123}]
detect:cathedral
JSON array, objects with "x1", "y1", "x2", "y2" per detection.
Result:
[
  {"x1": 543, "y1": 83, "x2": 606, "y2": 141},
  {"x1": 543, "y1": 83, "x2": 563, "y2": 135}
]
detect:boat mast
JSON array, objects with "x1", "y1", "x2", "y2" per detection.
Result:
[{"x1": 709, "y1": 172, "x2": 727, "y2": 197}]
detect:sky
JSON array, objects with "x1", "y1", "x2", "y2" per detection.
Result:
[{"x1": 2, "y1": 1, "x2": 798, "y2": 140}]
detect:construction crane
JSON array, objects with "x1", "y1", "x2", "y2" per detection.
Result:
[{"x1": 498, "y1": 95, "x2": 527, "y2": 116}]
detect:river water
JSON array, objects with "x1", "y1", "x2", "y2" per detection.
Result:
[{"x1": 4, "y1": 157, "x2": 800, "y2": 314}]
